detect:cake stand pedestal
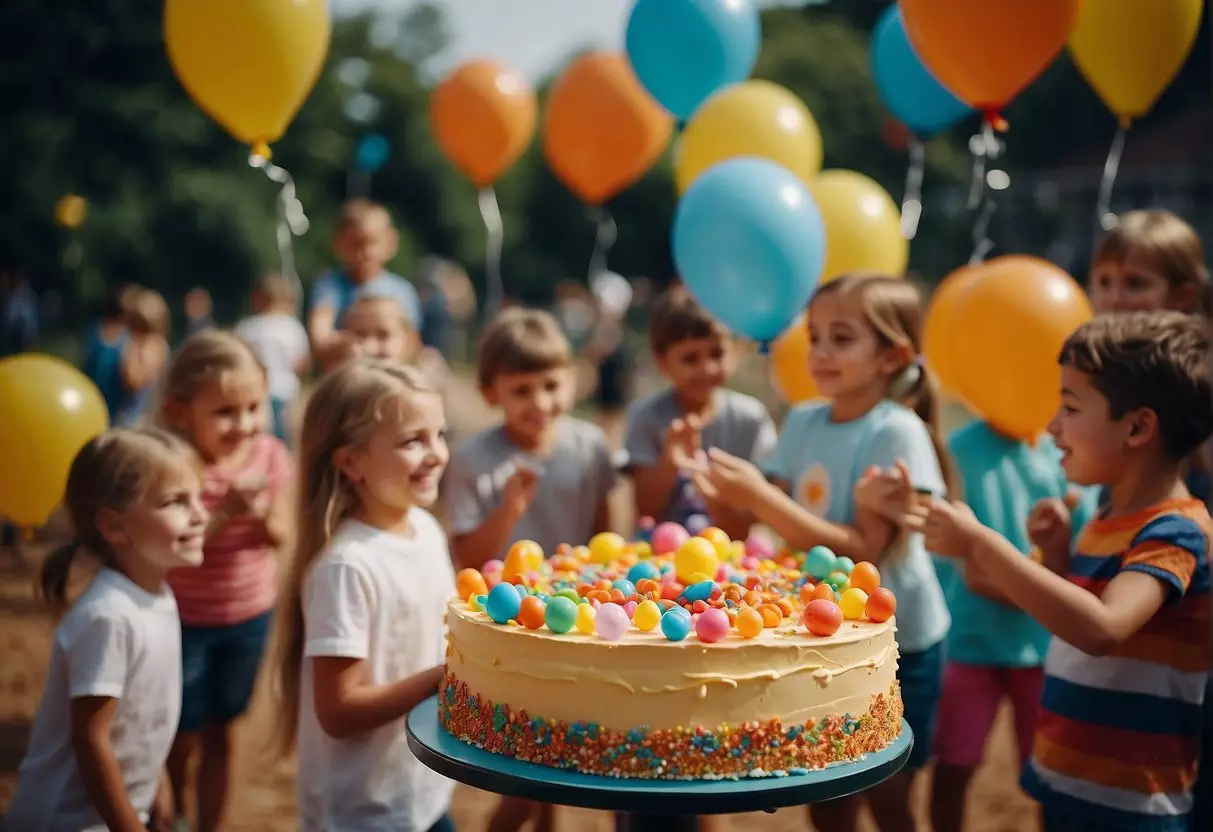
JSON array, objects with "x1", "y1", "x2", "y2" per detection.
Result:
[{"x1": 407, "y1": 697, "x2": 913, "y2": 832}]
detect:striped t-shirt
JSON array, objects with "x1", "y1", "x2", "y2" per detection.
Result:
[
  {"x1": 1022, "y1": 498, "x2": 1211, "y2": 830},
  {"x1": 168, "y1": 433, "x2": 293, "y2": 627}
]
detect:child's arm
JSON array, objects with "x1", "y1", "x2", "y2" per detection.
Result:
[
  {"x1": 312, "y1": 658, "x2": 444, "y2": 740},
  {"x1": 70, "y1": 697, "x2": 148, "y2": 832},
  {"x1": 629, "y1": 418, "x2": 699, "y2": 522},
  {"x1": 923, "y1": 501, "x2": 1178, "y2": 656},
  {"x1": 448, "y1": 462, "x2": 537, "y2": 569},
  {"x1": 699, "y1": 450, "x2": 896, "y2": 561}
]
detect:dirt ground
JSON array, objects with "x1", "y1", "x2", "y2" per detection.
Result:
[{"x1": 0, "y1": 374, "x2": 1039, "y2": 831}]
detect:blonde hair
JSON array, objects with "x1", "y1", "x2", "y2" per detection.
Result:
[
  {"x1": 1094, "y1": 209, "x2": 1208, "y2": 311},
  {"x1": 158, "y1": 330, "x2": 265, "y2": 441},
  {"x1": 475, "y1": 307, "x2": 572, "y2": 388},
  {"x1": 811, "y1": 273, "x2": 956, "y2": 497},
  {"x1": 126, "y1": 287, "x2": 171, "y2": 337},
  {"x1": 40, "y1": 429, "x2": 197, "y2": 610},
  {"x1": 272, "y1": 359, "x2": 437, "y2": 754},
  {"x1": 254, "y1": 273, "x2": 299, "y2": 314}
]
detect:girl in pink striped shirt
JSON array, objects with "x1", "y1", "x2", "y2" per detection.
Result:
[{"x1": 158, "y1": 330, "x2": 294, "y2": 832}]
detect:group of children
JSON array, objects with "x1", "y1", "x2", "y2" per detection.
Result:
[{"x1": 5, "y1": 204, "x2": 1211, "y2": 832}]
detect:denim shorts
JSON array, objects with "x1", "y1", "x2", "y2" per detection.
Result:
[
  {"x1": 178, "y1": 610, "x2": 272, "y2": 732},
  {"x1": 898, "y1": 639, "x2": 946, "y2": 770},
  {"x1": 270, "y1": 396, "x2": 291, "y2": 446}
]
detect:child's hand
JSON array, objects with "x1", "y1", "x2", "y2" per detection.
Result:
[
  {"x1": 854, "y1": 460, "x2": 916, "y2": 524},
  {"x1": 503, "y1": 462, "x2": 540, "y2": 517},
  {"x1": 692, "y1": 448, "x2": 767, "y2": 509},
  {"x1": 1027, "y1": 497, "x2": 1072, "y2": 557},
  {"x1": 914, "y1": 498, "x2": 982, "y2": 559},
  {"x1": 148, "y1": 775, "x2": 174, "y2": 832},
  {"x1": 220, "y1": 475, "x2": 270, "y2": 519},
  {"x1": 663, "y1": 416, "x2": 703, "y2": 471}
]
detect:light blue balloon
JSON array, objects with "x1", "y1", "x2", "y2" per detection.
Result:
[
  {"x1": 355, "y1": 134, "x2": 391, "y2": 172},
  {"x1": 870, "y1": 6, "x2": 971, "y2": 137},
  {"x1": 626, "y1": 0, "x2": 761, "y2": 121},
  {"x1": 672, "y1": 157, "x2": 825, "y2": 344}
]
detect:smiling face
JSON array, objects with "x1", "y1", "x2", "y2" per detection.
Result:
[
  {"x1": 483, "y1": 367, "x2": 573, "y2": 448},
  {"x1": 1088, "y1": 253, "x2": 1190, "y2": 315},
  {"x1": 342, "y1": 391, "x2": 449, "y2": 514},
  {"x1": 101, "y1": 464, "x2": 208, "y2": 574},
  {"x1": 807, "y1": 290, "x2": 904, "y2": 402},
  {"x1": 174, "y1": 364, "x2": 268, "y2": 463},
  {"x1": 657, "y1": 335, "x2": 733, "y2": 411},
  {"x1": 1048, "y1": 365, "x2": 1137, "y2": 486}
]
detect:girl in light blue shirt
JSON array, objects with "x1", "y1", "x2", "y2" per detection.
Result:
[{"x1": 698, "y1": 274, "x2": 952, "y2": 832}]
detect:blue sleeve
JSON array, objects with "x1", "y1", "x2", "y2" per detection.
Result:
[
  {"x1": 309, "y1": 272, "x2": 341, "y2": 314},
  {"x1": 864, "y1": 409, "x2": 945, "y2": 497},
  {"x1": 763, "y1": 405, "x2": 818, "y2": 484}
]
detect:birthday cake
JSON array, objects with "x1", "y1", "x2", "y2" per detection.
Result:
[{"x1": 440, "y1": 524, "x2": 903, "y2": 780}]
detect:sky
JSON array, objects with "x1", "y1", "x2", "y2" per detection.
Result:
[{"x1": 335, "y1": 0, "x2": 815, "y2": 81}]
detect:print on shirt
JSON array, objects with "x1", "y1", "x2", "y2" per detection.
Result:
[{"x1": 797, "y1": 462, "x2": 832, "y2": 517}]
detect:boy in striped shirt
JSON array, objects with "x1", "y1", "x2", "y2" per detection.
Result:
[{"x1": 913, "y1": 311, "x2": 1212, "y2": 831}]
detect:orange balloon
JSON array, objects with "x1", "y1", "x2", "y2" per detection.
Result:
[
  {"x1": 430, "y1": 60, "x2": 537, "y2": 188},
  {"x1": 900, "y1": 0, "x2": 1083, "y2": 118},
  {"x1": 543, "y1": 52, "x2": 674, "y2": 204},
  {"x1": 922, "y1": 264, "x2": 980, "y2": 401},
  {"x1": 950, "y1": 256, "x2": 1092, "y2": 440},
  {"x1": 770, "y1": 315, "x2": 818, "y2": 405}
]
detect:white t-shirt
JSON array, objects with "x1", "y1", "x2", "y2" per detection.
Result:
[
  {"x1": 297, "y1": 512, "x2": 456, "y2": 832},
  {"x1": 234, "y1": 313, "x2": 310, "y2": 402},
  {"x1": 6, "y1": 569, "x2": 182, "y2": 832}
]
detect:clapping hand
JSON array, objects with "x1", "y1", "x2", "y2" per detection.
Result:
[
  {"x1": 854, "y1": 460, "x2": 917, "y2": 525},
  {"x1": 906, "y1": 498, "x2": 982, "y2": 559}
]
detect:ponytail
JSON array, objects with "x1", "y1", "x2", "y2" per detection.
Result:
[
  {"x1": 38, "y1": 539, "x2": 82, "y2": 611},
  {"x1": 892, "y1": 360, "x2": 957, "y2": 500}
]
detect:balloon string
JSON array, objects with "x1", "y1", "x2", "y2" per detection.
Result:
[
  {"x1": 588, "y1": 206, "x2": 618, "y2": 281},
  {"x1": 900, "y1": 135, "x2": 926, "y2": 240},
  {"x1": 1095, "y1": 124, "x2": 1128, "y2": 232},
  {"x1": 967, "y1": 122, "x2": 1005, "y2": 266},
  {"x1": 249, "y1": 151, "x2": 309, "y2": 298},
  {"x1": 478, "y1": 187, "x2": 505, "y2": 318}
]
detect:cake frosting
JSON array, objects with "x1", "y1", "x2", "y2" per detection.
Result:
[{"x1": 438, "y1": 529, "x2": 905, "y2": 779}]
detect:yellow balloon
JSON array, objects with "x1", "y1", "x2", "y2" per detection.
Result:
[
  {"x1": 1069, "y1": 0, "x2": 1202, "y2": 124},
  {"x1": 54, "y1": 195, "x2": 88, "y2": 230},
  {"x1": 165, "y1": 0, "x2": 331, "y2": 155},
  {"x1": 0, "y1": 355, "x2": 109, "y2": 527},
  {"x1": 675, "y1": 80, "x2": 822, "y2": 193},
  {"x1": 770, "y1": 314, "x2": 819, "y2": 405},
  {"x1": 811, "y1": 170, "x2": 908, "y2": 283}
]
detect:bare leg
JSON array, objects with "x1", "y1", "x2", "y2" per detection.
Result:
[
  {"x1": 930, "y1": 763, "x2": 975, "y2": 832},
  {"x1": 808, "y1": 794, "x2": 862, "y2": 832},
  {"x1": 195, "y1": 721, "x2": 236, "y2": 832},
  {"x1": 535, "y1": 803, "x2": 556, "y2": 832},
  {"x1": 489, "y1": 796, "x2": 539, "y2": 832},
  {"x1": 167, "y1": 732, "x2": 199, "y2": 824},
  {"x1": 866, "y1": 770, "x2": 917, "y2": 832}
]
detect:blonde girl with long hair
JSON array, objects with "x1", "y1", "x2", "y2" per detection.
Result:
[
  {"x1": 6, "y1": 429, "x2": 206, "y2": 832},
  {"x1": 273, "y1": 358, "x2": 455, "y2": 832},
  {"x1": 695, "y1": 274, "x2": 953, "y2": 832},
  {"x1": 157, "y1": 330, "x2": 294, "y2": 832}
]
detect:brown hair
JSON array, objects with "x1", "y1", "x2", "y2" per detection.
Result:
[
  {"x1": 40, "y1": 429, "x2": 197, "y2": 610},
  {"x1": 1060, "y1": 311, "x2": 1211, "y2": 461},
  {"x1": 158, "y1": 330, "x2": 265, "y2": 440},
  {"x1": 126, "y1": 287, "x2": 171, "y2": 337},
  {"x1": 336, "y1": 198, "x2": 394, "y2": 235},
  {"x1": 272, "y1": 359, "x2": 437, "y2": 754},
  {"x1": 647, "y1": 284, "x2": 729, "y2": 355},
  {"x1": 475, "y1": 307, "x2": 572, "y2": 388},
  {"x1": 811, "y1": 273, "x2": 956, "y2": 497},
  {"x1": 254, "y1": 273, "x2": 299, "y2": 314},
  {"x1": 1094, "y1": 210, "x2": 1208, "y2": 309}
]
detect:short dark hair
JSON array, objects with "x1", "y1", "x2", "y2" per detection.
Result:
[
  {"x1": 647, "y1": 285, "x2": 729, "y2": 355},
  {"x1": 476, "y1": 307, "x2": 572, "y2": 388},
  {"x1": 1060, "y1": 311, "x2": 1211, "y2": 460}
]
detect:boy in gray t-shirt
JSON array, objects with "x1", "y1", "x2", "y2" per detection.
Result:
[
  {"x1": 444, "y1": 306, "x2": 616, "y2": 566},
  {"x1": 622, "y1": 287, "x2": 776, "y2": 538}
]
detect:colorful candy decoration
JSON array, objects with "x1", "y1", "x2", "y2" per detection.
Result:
[
  {"x1": 459, "y1": 532, "x2": 897, "y2": 643},
  {"x1": 651, "y1": 521, "x2": 690, "y2": 555}
]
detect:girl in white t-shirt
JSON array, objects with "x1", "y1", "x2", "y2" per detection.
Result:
[
  {"x1": 233, "y1": 274, "x2": 311, "y2": 445},
  {"x1": 7, "y1": 428, "x2": 207, "y2": 832},
  {"x1": 272, "y1": 358, "x2": 456, "y2": 832}
]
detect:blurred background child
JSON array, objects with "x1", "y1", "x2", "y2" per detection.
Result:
[
  {"x1": 157, "y1": 331, "x2": 293, "y2": 832},
  {"x1": 235, "y1": 274, "x2": 311, "y2": 445},
  {"x1": 116, "y1": 286, "x2": 171, "y2": 428}
]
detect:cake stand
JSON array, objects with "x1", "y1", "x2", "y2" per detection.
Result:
[{"x1": 407, "y1": 697, "x2": 914, "y2": 832}]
